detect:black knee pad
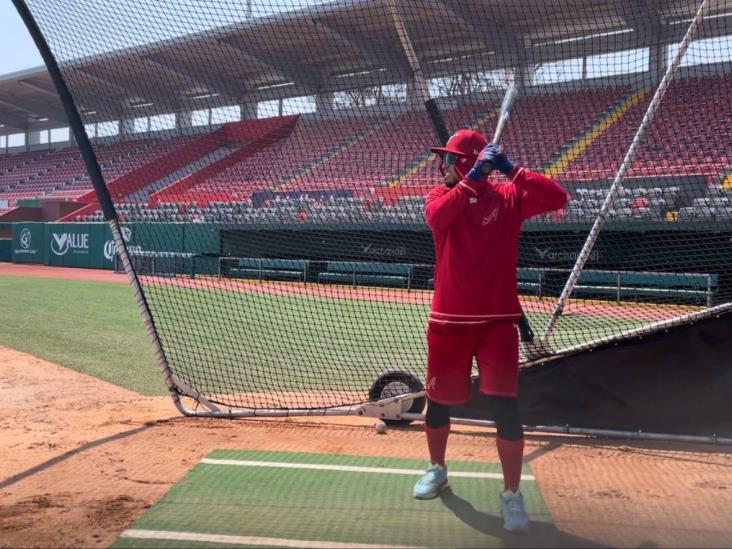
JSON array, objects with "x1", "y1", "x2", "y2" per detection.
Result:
[
  {"x1": 486, "y1": 396, "x2": 523, "y2": 440},
  {"x1": 425, "y1": 399, "x2": 451, "y2": 429}
]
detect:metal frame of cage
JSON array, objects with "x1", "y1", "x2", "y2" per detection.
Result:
[{"x1": 13, "y1": 0, "x2": 730, "y2": 446}]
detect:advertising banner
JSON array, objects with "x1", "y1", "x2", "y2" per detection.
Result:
[{"x1": 11, "y1": 222, "x2": 45, "y2": 264}]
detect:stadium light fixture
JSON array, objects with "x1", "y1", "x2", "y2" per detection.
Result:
[
  {"x1": 673, "y1": 11, "x2": 732, "y2": 23},
  {"x1": 131, "y1": 102, "x2": 154, "y2": 108},
  {"x1": 428, "y1": 52, "x2": 492, "y2": 65},
  {"x1": 189, "y1": 92, "x2": 220, "y2": 100},
  {"x1": 334, "y1": 68, "x2": 386, "y2": 79},
  {"x1": 255, "y1": 82, "x2": 294, "y2": 90},
  {"x1": 534, "y1": 28, "x2": 633, "y2": 47},
  {"x1": 37, "y1": 117, "x2": 48, "y2": 121}
]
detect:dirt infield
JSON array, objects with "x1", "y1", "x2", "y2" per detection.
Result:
[
  {"x1": 2, "y1": 346, "x2": 732, "y2": 548},
  {"x1": 0, "y1": 263, "x2": 127, "y2": 284}
]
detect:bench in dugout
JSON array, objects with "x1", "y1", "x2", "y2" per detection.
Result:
[
  {"x1": 318, "y1": 261, "x2": 413, "y2": 289},
  {"x1": 427, "y1": 268, "x2": 546, "y2": 297},
  {"x1": 573, "y1": 270, "x2": 718, "y2": 306},
  {"x1": 229, "y1": 258, "x2": 309, "y2": 282},
  {"x1": 116, "y1": 251, "x2": 198, "y2": 278}
]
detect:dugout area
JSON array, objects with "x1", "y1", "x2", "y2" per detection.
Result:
[{"x1": 112, "y1": 450, "x2": 584, "y2": 549}]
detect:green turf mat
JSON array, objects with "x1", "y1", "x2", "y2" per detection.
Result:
[{"x1": 113, "y1": 450, "x2": 599, "y2": 548}]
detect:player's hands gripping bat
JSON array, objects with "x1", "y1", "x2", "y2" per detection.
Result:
[
  {"x1": 467, "y1": 143, "x2": 515, "y2": 181},
  {"x1": 475, "y1": 80, "x2": 520, "y2": 178}
]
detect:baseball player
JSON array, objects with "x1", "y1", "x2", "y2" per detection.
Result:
[{"x1": 413, "y1": 129, "x2": 568, "y2": 532}]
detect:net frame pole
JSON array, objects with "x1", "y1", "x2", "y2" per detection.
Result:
[
  {"x1": 387, "y1": 0, "x2": 429, "y2": 104},
  {"x1": 542, "y1": 0, "x2": 713, "y2": 343},
  {"x1": 10, "y1": 0, "x2": 204, "y2": 417},
  {"x1": 398, "y1": 413, "x2": 732, "y2": 446},
  {"x1": 386, "y1": 0, "x2": 450, "y2": 142}
]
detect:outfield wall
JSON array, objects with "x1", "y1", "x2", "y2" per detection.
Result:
[
  {"x1": 0, "y1": 238, "x2": 10, "y2": 262},
  {"x1": 6, "y1": 222, "x2": 732, "y2": 297},
  {"x1": 222, "y1": 222, "x2": 732, "y2": 296},
  {"x1": 8, "y1": 222, "x2": 220, "y2": 269}
]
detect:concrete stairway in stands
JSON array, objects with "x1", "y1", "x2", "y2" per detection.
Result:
[{"x1": 125, "y1": 145, "x2": 241, "y2": 202}]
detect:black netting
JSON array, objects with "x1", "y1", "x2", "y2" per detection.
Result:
[{"x1": 18, "y1": 0, "x2": 732, "y2": 411}]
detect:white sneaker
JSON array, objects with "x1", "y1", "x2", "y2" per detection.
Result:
[
  {"x1": 500, "y1": 489, "x2": 530, "y2": 532},
  {"x1": 413, "y1": 463, "x2": 449, "y2": 499}
]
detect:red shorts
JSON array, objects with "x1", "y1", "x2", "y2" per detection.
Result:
[{"x1": 426, "y1": 320, "x2": 519, "y2": 405}]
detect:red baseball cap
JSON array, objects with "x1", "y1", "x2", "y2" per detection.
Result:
[
  {"x1": 430, "y1": 129, "x2": 488, "y2": 158},
  {"x1": 431, "y1": 129, "x2": 488, "y2": 179}
]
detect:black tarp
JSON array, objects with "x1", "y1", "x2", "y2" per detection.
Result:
[{"x1": 454, "y1": 311, "x2": 732, "y2": 437}]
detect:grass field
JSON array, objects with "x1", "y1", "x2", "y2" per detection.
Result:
[
  {"x1": 0, "y1": 275, "x2": 163, "y2": 394},
  {"x1": 0, "y1": 274, "x2": 644, "y2": 401}
]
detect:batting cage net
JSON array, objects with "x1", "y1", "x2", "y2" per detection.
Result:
[{"x1": 17, "y1": 0, "x2": 732, "y2": 413}]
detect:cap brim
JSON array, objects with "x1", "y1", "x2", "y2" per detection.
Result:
[{"x1": 430, "y1": 146, "x2": 470, "y2": 156}]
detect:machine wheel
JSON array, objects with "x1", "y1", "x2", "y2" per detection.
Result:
[{"x1": 368, "y1": 371, "x2": 426, "y2": 425}]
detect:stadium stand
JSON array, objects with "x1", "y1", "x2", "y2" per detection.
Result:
[
  {"x1": 189, "y1": 115, "x2": 381, "y2": 198},
  {"x1": 562, "y1": 75, "x2": 732, "y2": 180},
  {"x1": 3, "y1": 74, "x2": 732, "y2": 224},
  {"x1": 47, "y1": 136, "x2": 196, "y2": 200},
  {"x1": 288, "y1": 104, "x2": 490, "y2": 191},
  {"x1": 0, "y1": 137, "x2": 196, "y2": 207},
  {"x1": 393, "y1": 87, "x2": 630, "y2": 189},
  {"x1": 506, "y1": 88, "x2": 633, "y2": 173}
]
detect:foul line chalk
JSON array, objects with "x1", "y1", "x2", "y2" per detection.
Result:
[
  {"x1": 121, "y1": 529, "x2": 419, "y2": 548},
  {"x1": 200, "y1": 457, "x2": 535, "y2": 481}
]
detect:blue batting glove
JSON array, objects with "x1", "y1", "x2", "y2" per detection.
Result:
[{"x1": 466, "y1": 144, "x2": 515, "y2": 181}]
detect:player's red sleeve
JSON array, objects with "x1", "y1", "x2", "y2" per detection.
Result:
[
  {"x1": 511, "y1": 167, "x2": 569, "y2": 221},
  {"x1": 424, "y1": 180, "x2": 479, "y2": 232}
]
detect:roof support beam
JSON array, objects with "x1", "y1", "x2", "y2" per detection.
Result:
[
  {"x1": 68, "y1": 70, "x2": 136, "y2": 117},
  {"x1": 315, "y1": 19, "x2": 410, "y2": 76},
  {"x1": 0, "y1": 93, "x2": 66, "y2": 123},
  {"x1": 0, "y1": 110, "x2": 28, "y2": 131},
  {"x1": 76, "y1": 67, "x2": 180, "y2": 113},
  {"x1": 431, "y1": 0, "x2": 482, "y2": 43},
  {"x1": 443, "y1": 3, "x2": 525, "y2": 66},
  {"x1": 611, "y1": 0, "x2": 666, "y2": 43},
  {"x1": 218, "y1": 37, "x2": 322, "y2": 92},
  {"x1": 385, "y1": 0, "x2": 430, "y2": 103},
  {"x1": 15, "y1": 79, "x2": 58, "y2": 98},
  {"x1": 139, "y1": 55, "x2": 241, "y2": 105},
  {"x1": 311, "y1": 22, "x2": 385, "y2": 71}
]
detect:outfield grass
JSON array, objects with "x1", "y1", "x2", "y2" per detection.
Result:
[
  {"x1": 1, "y1": 275, "x2": 644, "y2": 398},
  {"x1": 0, "y1": 275, "x2": 163, "y2": 395}
]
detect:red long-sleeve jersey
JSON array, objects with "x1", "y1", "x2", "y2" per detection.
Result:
[{"x1": 425, "y1": 167, "x2": 568, "y2": 325}]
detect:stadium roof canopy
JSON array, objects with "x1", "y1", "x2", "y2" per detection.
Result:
[{"x1": 0, "y1": 0, "x2": 729, "y2": 133}]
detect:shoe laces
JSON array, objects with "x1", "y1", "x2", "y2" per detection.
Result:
[
  {"x1": 503, "y1": 491, "x2": 524, "y2": 515},
  {"x1": 507, "y1": 497, "x2": 523, "y2": 515},
  {"x1": 423, "y1": 463, "x2": 443, "y2": 481}
]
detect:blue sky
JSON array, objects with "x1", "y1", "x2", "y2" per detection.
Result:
[
  {"x1": 1, "y1": 1, "x2": 728, "y2": 82},
  {"x1": 0, "y1": 0, "x2": 330, "y2": 73},
  {"x1": 0, "y1": 0, "x2": 43, "y2": 75}
]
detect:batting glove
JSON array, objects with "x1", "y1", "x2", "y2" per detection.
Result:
[{"x1": 467, "y1": 144, "x2": 515, "y2": 181}]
